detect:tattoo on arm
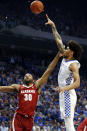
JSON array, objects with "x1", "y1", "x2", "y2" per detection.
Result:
[
  {"x1": 52, "y1": 26, "x2": 61, "y2": 40},
  {"x1": 52, "y1": 26, "x2": 65, "y2": 53}
]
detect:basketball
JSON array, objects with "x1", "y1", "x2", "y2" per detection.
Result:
[{"x1": 30, "y1": 0, "x2": 44, "y2": 14}]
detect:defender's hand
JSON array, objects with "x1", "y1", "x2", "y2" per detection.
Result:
[{"x1": 45, "y1": 14, "x2": 55, "y2": 27}]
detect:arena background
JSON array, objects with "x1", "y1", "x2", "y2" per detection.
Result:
[{"x1": 0, "y1": 0, "x2": 87, "y2": 130}]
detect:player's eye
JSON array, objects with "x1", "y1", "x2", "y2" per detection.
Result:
[{"x1": 65, "y1": 46, "x2": 69, "y2": 50}]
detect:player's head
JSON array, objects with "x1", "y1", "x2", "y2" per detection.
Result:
[
  {"x1": 63, "y1": 40, "x2": 83, "y2": 60},
  {"x1": 23, "y1": 73, "x2": 33, "y2": 85}
]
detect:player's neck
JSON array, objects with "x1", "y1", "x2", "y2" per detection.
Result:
[
  {"x1": 65, "y1": 56, "x2": 74, "y2": 61},
  {"x1": 24, "y1": 83, "x2": 33, "y2": 87},
  {"x1": 27, "y1": 83, "x2": 33, "y2": 86}
]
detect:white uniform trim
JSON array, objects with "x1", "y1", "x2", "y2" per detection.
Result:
[
  {"x1": 23, "y1": 84, "x2": 33, "y2": 88},
  {"x1": 12, "y1": 112, "x2": 17, "y2": 131},
  {"x1": 84, "y1": 126, "x2": 86, "y2": 131}
]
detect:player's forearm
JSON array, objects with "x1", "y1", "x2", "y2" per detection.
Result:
[
  {"x1": 51, "y1": 24, "x2": 65, "y2": 53},
  {"x1": 0, "y1": 86, "x2": 15, "y2": 92},
  {"x1": 52, "y1": 24, "x2": 62, "y2": 40},
  {"x1": 38, "y1": 52, "x2": 60, "y2": 86},
  {"x1": 64, "y1": 80, "x2": 80, "y2": 91},
  {"x1": 47, "y1": 52, "x2": 60, "y2": 72},
  {"x1": 42, "y1": 52, "x2": 60, "y2": 80}
]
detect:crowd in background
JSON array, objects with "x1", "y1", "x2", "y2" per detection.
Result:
[
  {"x1": 0, "y1": 0, "x2": 87, "y2": 130},
  {"x1": 0, "y1": 50, "x2": 87, "y2": 131},
  {"x1": 0, "y1": 0, "x2": 87, "y2": 38}
]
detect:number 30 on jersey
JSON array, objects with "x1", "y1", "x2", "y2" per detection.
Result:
[{"x1": 24, "y1": 94, "x2": 32, "y2": 101}]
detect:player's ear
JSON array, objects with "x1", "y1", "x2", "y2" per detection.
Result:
[{"x1": 71, "y1": 50, "x2": 74, "y2": 57}]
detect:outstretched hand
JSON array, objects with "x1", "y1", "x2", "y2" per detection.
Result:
[{"x1": 45, "y1": 14, "x2": 55, "y2": 27}]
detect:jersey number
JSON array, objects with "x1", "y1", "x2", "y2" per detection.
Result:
[{"x1": 24, "y1": 94, "x2": 32, "y2": 101}]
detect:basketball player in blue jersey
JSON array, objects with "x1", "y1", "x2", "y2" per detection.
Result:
[{"x1": 45, "y1": 15, "x2": 83, "y2": 131}]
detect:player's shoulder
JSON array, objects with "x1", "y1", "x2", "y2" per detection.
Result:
[
  {"x1": 11, "y1": 84, "x2": 20, "y2": 87},
  {"x1": 69, "y1": 62, "x2": 80, "y2": 72},
  {"x1": 70, "y1": 59, "x2": 80, "y2": 68},
  {"x1": 11, "y1": 84, "x2": 20, "y2": 91}
]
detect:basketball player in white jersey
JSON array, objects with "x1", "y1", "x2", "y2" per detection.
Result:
[{"x1": 45, "y1": 15, "x2": 83, "y2": 131}]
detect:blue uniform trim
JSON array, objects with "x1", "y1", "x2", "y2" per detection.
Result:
[
  {"x1": 64, "y1": 73, "x2": 73, "y2": 117},
  {"x1": 64, "y1": 91, "x2": 71, "y2": 117}
]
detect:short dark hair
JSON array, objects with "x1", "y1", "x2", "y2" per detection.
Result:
[{"x1": 67, "y1": 40, "x2": 83, "y2": 60}]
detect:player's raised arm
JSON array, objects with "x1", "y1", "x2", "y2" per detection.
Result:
[
  {"x1": 0, "y1": 84, "x2": 20, "y2": 93},
  {"x1": 35, "y1": 52, "x2": 62, "y2": 90},
  {"x1": 45, "y1": 14, "x2": 65, "y2": 53}
]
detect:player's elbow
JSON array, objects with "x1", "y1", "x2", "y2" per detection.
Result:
[
  {"x1": 77, "y1": 82, "x2": 80, "y2": 88},
  {"x1": 76, "y1": 79, "x2": 80, "y2": 88}
]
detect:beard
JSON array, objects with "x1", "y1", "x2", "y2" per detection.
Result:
[{"x1": 23, "y1": 79, "x2": 33, "y2": 85}]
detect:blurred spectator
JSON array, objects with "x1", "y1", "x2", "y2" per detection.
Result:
[
  {"x1": 61, "y1": 121, "x2": 65, "y2": 131},
  {"x1": 33, "y1": 122, "x2": 40, "y2": 131},
  {"x1": 43, "y1": 122, "x2": 51, "y2": 131},
  {"x1": 0, "y1": 121, "x2": 8, "y2": 131}
]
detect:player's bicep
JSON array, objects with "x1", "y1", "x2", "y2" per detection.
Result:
[
  {"x1": 70, "y1": 63, "x2": 80, "y2": 83},
  {"x1": 11, "y1": 84, "x2": 20, "y2": 92},
  {"x1": 56, "y1": 39, "x2": 65, "y2": 53},
  {"x1": 35, "y1": 78, "x2": 43, "y2": 88},
  {"x1": 0, "y1": 86, "x2": 14, "y2": 92},
  {"x1": 36, "y1": 70, "x2": 51, "y2": 88}
]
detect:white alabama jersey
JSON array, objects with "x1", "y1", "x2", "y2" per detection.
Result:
[{"x1": 58, "y1": 58, "x2": 80, "y2": 118}]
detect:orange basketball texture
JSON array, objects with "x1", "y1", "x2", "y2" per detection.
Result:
[{"x1": 30, "y1": 0, "x2": 44, "y2": 14}]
